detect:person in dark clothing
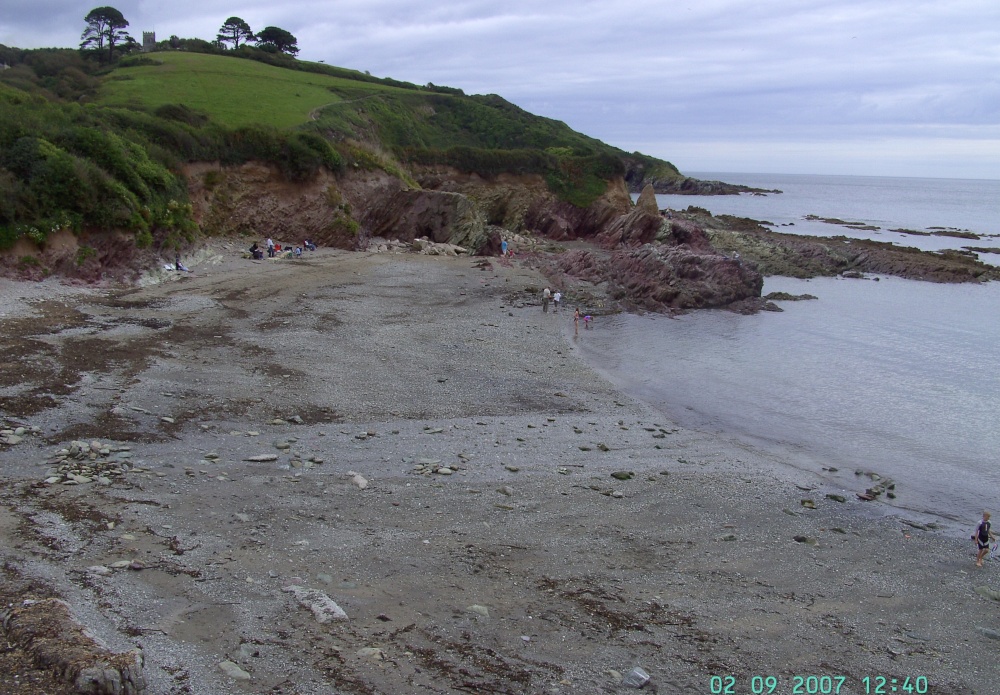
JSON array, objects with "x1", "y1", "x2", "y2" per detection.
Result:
[{"x1": 975, "y1": 511, "x2": 996, "y2": 567}]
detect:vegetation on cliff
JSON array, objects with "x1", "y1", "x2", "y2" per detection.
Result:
[{"x1": 0, "y1": 42, "x2": 682, "y2": 255}]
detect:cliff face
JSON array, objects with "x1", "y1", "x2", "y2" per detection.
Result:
[
  {"x1": 410, "y1": 166, "x2": 634, "y2": 241},
  {"x1": 180, "y1": 162, "x2": 762, "y2": 312},
  {"x1": 183, "y1": 161, "x2": 636, "y2": 250}
]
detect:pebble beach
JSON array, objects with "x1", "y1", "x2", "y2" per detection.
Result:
[{"x1": 1, "y1": 243, "x2": 999, "y2": 694}]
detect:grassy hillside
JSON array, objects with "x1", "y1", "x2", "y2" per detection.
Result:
[
  {"x1": 1, "y1": 47, "x2": 681, "y2": 253},
  {"x1": 98, "y1": 52, "x2": 638, "y2": 159},
  {"x1": 99, "y1": 52, "x2": 383, "y2": 130}
]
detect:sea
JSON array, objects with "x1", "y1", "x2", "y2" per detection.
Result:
[{"x1": 576, "y1": 173, "x2": 1000, "y2": 532}]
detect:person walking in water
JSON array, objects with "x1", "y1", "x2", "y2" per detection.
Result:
[{"x1": 975, "y1": 511, "x2": 996, "y2": 567}]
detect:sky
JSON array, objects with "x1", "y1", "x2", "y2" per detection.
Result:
[{"x1": 3, "y1": 0, "x2": 999, "y2": 179}]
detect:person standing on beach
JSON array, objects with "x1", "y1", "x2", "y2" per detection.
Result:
[
  {"x1": 553, "y1": 290, "x2": 562, "y2": 312},
  {"x1": 975, "y1": 511, "x2": 996, "y2": 567},
  {"x1": 266, "y1": 238, "x2": 275, "y2": 258},
  {"x1": 574, "y1": 307, "x2": 580, "y2": 335},
  {"x1": 542, "y1": 287, "x2": 551, "y2": 313},
  {"x1": 501, "y1": 239, "x2": 508, "y2": 256}
]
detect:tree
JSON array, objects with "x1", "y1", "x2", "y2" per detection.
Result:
[
  {"x1": 217, "y1": 17, "x2": 254, "y2": 50},
  {"x1": 80, "y1": 6, "x2": 132, "y2": 63},
  {"x1": 255, "y1": 26, "x2": 299, "y2": 56}
]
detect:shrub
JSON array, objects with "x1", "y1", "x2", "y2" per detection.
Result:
[
  {"x1": 154, "y1": 103, "x2": 210, "y2": 127},
  {"x1": 75, "y1": 245, "x2": 97, "y2": 265},
  {"x1": 203, "y1": 170, "x2": 223, "y2": 189}
]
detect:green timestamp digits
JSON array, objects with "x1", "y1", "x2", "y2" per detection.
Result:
[
  {"x1": 708, "y1": 674, "x2": 928, "y2": 694},
  {"x1": 709, "y1": 675, "x2": 848, "y2": 694},
  {"x1": 862, "y1": 676, "x2": 928, "y2": 694}
]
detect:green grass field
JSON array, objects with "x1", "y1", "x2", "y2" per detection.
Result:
[{"x1": 97, "y1": 52, "x2": 403, "y2": 129}]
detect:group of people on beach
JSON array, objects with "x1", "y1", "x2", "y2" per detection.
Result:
[
  {"x1": 541, "y1": 287, "x2": 561, "y2": 313},
  {"x1": 249, "y1": 237, "x2": 317, "y2": 260},
  {"x1": 540, "y1": 287, "x2": 591, "y2": 334}
]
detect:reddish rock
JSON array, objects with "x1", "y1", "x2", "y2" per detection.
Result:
[{"x1": 552, "y1": 244, "x2": 762, "y2": 312}]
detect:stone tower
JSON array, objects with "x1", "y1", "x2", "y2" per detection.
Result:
[{"x1": 142, "y1": 32, "x2": 156, "y2": 52}]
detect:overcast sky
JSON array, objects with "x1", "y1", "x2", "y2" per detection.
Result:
[{"x1": 3, "y1": 0, "x2": 999, "y2": 179}]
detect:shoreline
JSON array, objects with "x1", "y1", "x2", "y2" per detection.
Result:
[
  {"x1": 568, "y1": 277, "x2": 1000, "y2": 535},
  {"x1": 2, "y1": 249, "x2": 999, "y2": 693}
]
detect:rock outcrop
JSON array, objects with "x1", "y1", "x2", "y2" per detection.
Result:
[
  {"x1": 634, "y1": 184, "x2": 659, "y2": 215},
  {"x1": 690, "y1": 210, "x2": 1000, "y2": 283},
  {"x1": 1, "y1": 598, "x2": 146, "y2": 694},
  {"x1": 550, "y1": 244, "x2": 762, "y2": 313}
]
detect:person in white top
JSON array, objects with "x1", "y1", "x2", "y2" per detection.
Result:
[{"x1": 552, "y1": 291, "x2": 562, "y2": 312}]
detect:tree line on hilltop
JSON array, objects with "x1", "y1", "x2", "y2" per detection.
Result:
[{"x1": 78, "y1": 5, "x2": 300, "y2": 64}]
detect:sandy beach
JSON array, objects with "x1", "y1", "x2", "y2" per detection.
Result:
[{"x1": 1, "y1": 243, "x2": 998, "y2": 694}]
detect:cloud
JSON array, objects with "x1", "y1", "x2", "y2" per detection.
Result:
[{"x1": 2, "y1": 0, "x2": 998, "y2": 177}]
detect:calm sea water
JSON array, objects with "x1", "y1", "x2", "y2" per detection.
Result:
[
  {"x1": 587, "y1": 174, "x2": 1000, "y2": 529},
  {"x1": 656, "y1": 172, "x2": 1000, "y2": 262}
]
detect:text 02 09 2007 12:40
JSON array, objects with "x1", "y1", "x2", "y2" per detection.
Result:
[{"x1": 708, "y1": 674, "x2": 929, "y2": 694}]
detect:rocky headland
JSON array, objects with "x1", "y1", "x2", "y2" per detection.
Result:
[{"x1": 683, "y1": 207, "x2": 1000, "y2": 284}]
